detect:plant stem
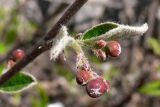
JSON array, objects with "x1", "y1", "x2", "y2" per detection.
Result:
[
  {"x1": 44, "y1": 0, "x2": 88, "y2": 41},
  {"x1": 0, "y1": 0, "x2": 88, "y2": 86}
]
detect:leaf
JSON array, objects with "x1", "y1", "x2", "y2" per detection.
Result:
[
  {"x1": 139, "y1": 81, "x2": 160, "y2": 96},
  {"x1": 0, "y1": 72, "x2": 37, "y2": 93},
  {"x1": 147, "y1": 38, "x2": 160, "y2": 56},
  {"x1": 82, "y1": 22, "x2": 148, "y2": 43},
  {"x1": 82, "y1": 22, "x2": 118, "y2": 40}
]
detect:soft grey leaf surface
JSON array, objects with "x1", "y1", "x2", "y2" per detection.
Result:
[{"x1": 84, "y1": 22, "x2": 148, "y2": 42}]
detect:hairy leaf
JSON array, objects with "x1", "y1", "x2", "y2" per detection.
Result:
[
  {"x1": 82, "y1": 22, "x2": 118, "y2": 40},
  {"x1": 82, "y1": 22, "x2": 148, "y2": 43},
  {"x1": 0, "y1": 72, "x2": 37, "y2": 93}
]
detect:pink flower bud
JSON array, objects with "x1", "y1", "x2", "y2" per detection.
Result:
[
  {"x1": 86, "y1": 77, "x2": 110, "y2": 98},
  {"x1": 96, "y1": 49, "x2": 107, "y2": 61},
  {"x1": 76, "y1": 70, "x2": 93, "y2": 86},
  {"x1": 107, "y1": 41, "x2": 121, "y2": 57},
  {"x1": 12, "y1": 49, "x2": 25, "y2": 61},
  {"x1": 96, "y1": 39, "x2": 107, "y2": 48}
]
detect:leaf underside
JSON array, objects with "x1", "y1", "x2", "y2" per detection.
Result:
[
  {"x1": 82, "y1": 22, "x2": 148, "y2": 43},
  {"x1": 82, "y1": 22, "x2": 118, "y2": 40},
  {"x1": 0, "y1": 72, "x2": 37, "y2": 93}
]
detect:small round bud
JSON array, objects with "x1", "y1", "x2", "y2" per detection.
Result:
[
  {"x1": 107, "y1": 41, "x2": 121, "y2": 57},
  {"x1": 93, "y1": 49, "x2": 107, "y2": 61},
  {"x1": 86, "y1": 77, "x2": 110, "y2": 98},
  {"x1": 12, "y1": 49, "x2": 25, "y2": 61},
  {"x1": 96, "y1": 39, "x2": 107, "y2": 48},
  {"x1": 76, "y1": 70, "x2": 93, "y2": 86},
  {"x1": 96, "y1": 49, "x2": 107, "y2": 61}
]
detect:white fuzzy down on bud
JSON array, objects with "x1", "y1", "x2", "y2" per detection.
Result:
[{"x1": 50, "y1": 26, "x2": 74, "y2": 60}]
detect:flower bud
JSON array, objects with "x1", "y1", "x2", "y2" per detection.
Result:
[
  {"x1": 96, "y1": 39, "x2": 107, "y2": 49},
  {"x1": 86, "y1": 77, "x2": 110, "y2": 98},
  {"x1": 76, "y1": 70, "x2": 93, "y2": 86},
  {"x1": 93, "y1": 49, "x2": 107, "y2": 61},
  {"x1": 12, "y1": 49, "x2": 25, "y2": 61},
  {"x1": 107, "y1": 41, "x2": 121, "y2": 57}
]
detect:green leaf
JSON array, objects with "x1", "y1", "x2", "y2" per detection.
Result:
[
  {"x1": 0, "y1": 72, "x2": 37, "y2": 93},
  {"x1": 82, "y1": 22, "x2": 148, "y2": 46},
  {"x1": 139, "y1": 81, "x2": 160, "y2": 96},
  {"x1": 82, "y1": 22, "x2": 118, "y2": 40},
  {"x1": 147, "y1": 38, "x2": 160, "y2": 56}
]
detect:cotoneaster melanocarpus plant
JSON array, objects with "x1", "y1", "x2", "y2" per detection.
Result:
[
  {"x1": 0, "y1": 22, "x2": 148, "y2": 98},
  {"x1": 48, "y1": 22, "x2": 148, "y2": 98}
]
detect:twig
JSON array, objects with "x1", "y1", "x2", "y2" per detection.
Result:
[
  {"x1": 44, "y1": 0, "x2": 88, "y2": 41},
  {"x1": 0, "y1": 3, "x2": 68, "y2": 65},
  {"x1": 0, "y1": 0, "x2": 88, "y2": 85}
]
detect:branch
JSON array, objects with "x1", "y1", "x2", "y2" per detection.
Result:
[
  {"x1": 0, "y1": 0, "x2": 88, "y2": 85},
  {"x1": 0, "y1": 3, "x2": 68, "y2": 65},
  {"x1": 44, "y1": 0, "x2": 88, "y2": 41}
]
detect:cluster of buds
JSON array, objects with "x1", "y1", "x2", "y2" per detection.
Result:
[
  {"x1": 76, "y1": 63, "x2": 110, "y2": 98},
  {"x1": 75, "y1": 39, "x2": 122, "y2": 98},
  {"x1": 94, "y1": 40, "x2": 121, "y2": 61},
  {"x1": 7, "y1": 49, "x2": 26, "y2": 68}
]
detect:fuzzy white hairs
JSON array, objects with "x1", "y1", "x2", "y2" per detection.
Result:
[{"x1": 50, "y1": 26, "x2": 74, "y2": 60}]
